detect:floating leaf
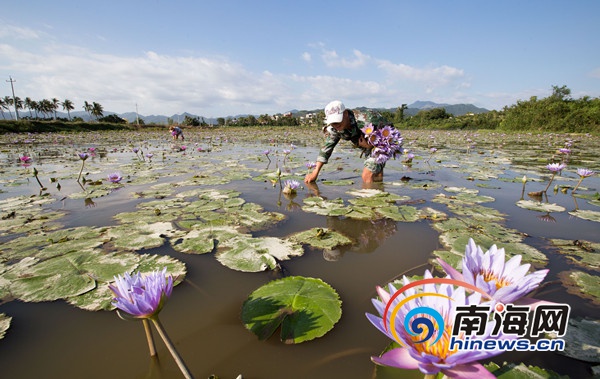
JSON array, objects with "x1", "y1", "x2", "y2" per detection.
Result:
[
  {"x1": 560, "y1": 270, "x2": 600, "y2": 305},
  {"x1": 0, "y1": 313, "x2": 11, "y2": 340},
  {"x1": 302, "y1": 196, "x2": 350, "y2": 217},
  {"x1": 241, "y1": 276, "x2": 342, "y2": 344},
  {"x1": 516, "y1": 200, "x2": 566, "y2": 213},
  {"x1": 287, "y1": 228, "x2": 352, "y2": 250},
  {"x1": 216, "y1": 235, "x2": 304, "y2": 272},
  {"x1": 172, "y1": 225, "x2": 241, "y2": 254},
  {"x1": 549, "y1": 239, "x2": 600, "y2": 270},
  {"x1": 375, "y1": 205, "x2": 420, "y2": 222},
  {"x1": 484, "y1": 361, "x2": 569, "y2": 378},
  {"x1": 107, "y1": 221, "x2": 175, "y2": 250},
  {"x1": 568, "y1": 209, "x2": 600, "y2": 222},
  {"x1": 553, "y1": 318, "x2": 600, "y2": 363}
]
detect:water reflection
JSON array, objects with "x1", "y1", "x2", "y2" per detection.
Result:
[{"x1": 323, "y1": 217, "x2": 397, "y2": 261}]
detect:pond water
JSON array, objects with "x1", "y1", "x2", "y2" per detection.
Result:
[{"x1": 0, "y1": 128, "x2": 598, "y2": 379}]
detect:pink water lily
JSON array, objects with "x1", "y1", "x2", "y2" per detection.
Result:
[{"x1": 437, "y1": 238, "x2": 548, "y2": 304}]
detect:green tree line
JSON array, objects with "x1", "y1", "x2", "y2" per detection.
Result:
[{"x1": 389, "y1": 85, "x2": 599, "y2": 133}]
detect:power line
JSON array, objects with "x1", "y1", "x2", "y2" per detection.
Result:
[{"x1": 6, "y1": 76, "x2": 19, "y2": 120}]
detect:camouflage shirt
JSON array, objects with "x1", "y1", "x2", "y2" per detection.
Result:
[{"x1": 317, "y1": 109, "x2": 387, "y2": 164}]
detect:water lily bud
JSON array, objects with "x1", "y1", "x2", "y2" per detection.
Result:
[{"x1": 522, "y1": 175, "x2": 527, "y2": 183}]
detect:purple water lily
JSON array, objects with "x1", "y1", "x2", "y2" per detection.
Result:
[
  {"x1": 282, "y1": 179, "x2": 300, "y2": 195},
  {"x1": 542, "y1": 162, "x2": 566, "y2": 193},
  {"x1": 437, "y1": 238, "x2": 548, "y2": 304},
  {"x1": 107, "y1": 172, "x2": 123, "y2": 183},
  {"x1": 572, "y1": 168, "x2": 595, "y2": 193},
  {"x1": 366, "y1": 270, "x2": 502, "y2": 378},
  {"x1": 109, "y1": 268, "x2": 173, "y2": 319}
]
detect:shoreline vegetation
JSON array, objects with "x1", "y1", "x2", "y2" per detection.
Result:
[{"x1": 1, "y1": 85, "x2": 599, "y2": 135}]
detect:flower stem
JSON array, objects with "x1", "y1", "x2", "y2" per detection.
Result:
[
  {"x1": 543, "y1": 172, "x2": 556, "y2": 193},
  {"x1": 77, "y1": 161, "x2": 85, "y2": 182},
  {"x1": 142, "y1": 319, "x2": 157, "y2": 357},
  {"x1": 572, "y1": 177, "x2": 584, "y2": 193},
  {"x1": 150, "y1": 317, "x2": 194, "y2": 379}
]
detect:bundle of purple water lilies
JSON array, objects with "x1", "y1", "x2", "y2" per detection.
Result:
[{"x1": 360, "y1": 123, "x2": 404, "y2": 164}]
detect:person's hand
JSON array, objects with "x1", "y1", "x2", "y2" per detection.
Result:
[{"x1": 304, "y1": 170, "x2": 318, "y2": 183}]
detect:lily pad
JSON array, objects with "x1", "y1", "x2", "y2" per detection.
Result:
[
  {"x1": 549, "y1": 239, "x2": 600, "y2": 270},
  {"x1": 375, "y1": 205, "x2": 420, "y2": 222},
  {"x1": 568, "y1": 209, "x2": 600, "y2": 222},
  {"x1": 241, "y1": 276, "x2": 342, "y2": 344},
  {"x1": 106, "y1": 221, "x2": 176, "y2": 250},
  {"x1": 0, "y1": 313, "x2": 11, "y2": 340},
  {"x1": 302, "y1": 196, "x2": 350, "y2": 217},
  {"x1": 287, "y1": 228, "x2": 353, "y2": 250},
  {"x1": 516, "y1": 200, "x2": 566, "y2": 213},
  {"x1": 484, "y1": 361, "x2": 569, "y2": 378},
  {"x1": 553, "y1": 318, "x2": 600, "y2": 363},
  {"x1": 216, "y1": 235, "x2": 304, "y2": 272},
  {"x1": 560, "y1": 270, "x2": 600, "y2": 305},
  {"x1": 9, "y1": 250, "x2": 137, "y2": 302}
]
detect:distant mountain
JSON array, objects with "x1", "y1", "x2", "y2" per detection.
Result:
[{"x1": 404, "y1": 101, "x2": 489, "y2": 116}]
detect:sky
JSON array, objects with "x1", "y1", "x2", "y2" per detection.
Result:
[{"x1": 1, "y1": 0, "x2": 599, "y2": 118}]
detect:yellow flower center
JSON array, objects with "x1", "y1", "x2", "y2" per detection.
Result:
[
  {"x1": 411, "y1": 323, "x2": 455, "y2": 361},
  {"x1": 479, "y1": 269, "x2": 512, "y2": 290}
]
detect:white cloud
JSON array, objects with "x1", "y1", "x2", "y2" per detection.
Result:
[
  {"x1": 376, "y1": 60, "x2": 465, "y2": 85},
  {"x1": 0, "y1": 24, "x2": 40, "y2": 40},
  {"x1": 301, "y1": 52, "x2": 311, "y2": 62},
  {"x1": 321, "y1": 49, "x2": 370, "y2": 69}
]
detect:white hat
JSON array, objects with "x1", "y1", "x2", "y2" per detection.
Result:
[{"x1": 324, "y1": 100, "x2": 345, "y2": 124}]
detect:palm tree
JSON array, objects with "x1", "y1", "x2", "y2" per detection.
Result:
[
  {"x1": 91, "y1": 102, "x2": 104, "y2": 120},
  {"x1": 0, "y1": 98, "x2": 6, "y2": 119},
  {"x1": 14, "y1": 97, "x2": 24, "y2": 118},
  {"x1": 40, "y1": 99, "x2": 53, "y2": 119},
  {"x1": 51, "y1": 98, "x2": 60, "y2": 120},
  {"x1": 24, "y1": 97, "x2": 34, "y2": 118},
  {"x1": 62, "y1": 99, "x2": 74, "y2": 120},
  {"x1": 2, "y1": 96, "x2": 14, "y2": 119},
  {"x1": 83, "y1": 101, "x2": 92, "y2": 120}
]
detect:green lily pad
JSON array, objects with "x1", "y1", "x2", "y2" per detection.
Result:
[
  {"x1": 302, "y1": 196, "x2": 350, "y2": 217},
  {"x1": 375, "y1": 205, "x2": 420, "y2": 222},
  {"x1": 287, "y1": 228, "x2": 353, "y2": 250},
  {"x1": 241, "y1": 276, "x2": 342, "y2": 344},
  {"x1": 516, "y1": 200, "x2": 566, "y2": 213},
  {"x1": 553, "y1": 318, "x2": 600, "y2": 363},
  {"x1": 568, "y1": 209, "x2": 600, "y2": 222},
  {"x1": 216, "y1": 235, "x2": 304, "y2": 272},
  {"x1": 0, "y1": 313, "x2": 11, "y2": 340},
  {"x1": 549, "y1": 239, "x2": 600, "y2": 270},
  {"x1": 321, "y1": 179, "x2": 354, "y2": 186},
  {"x1": 65, "y1": 251, "x2": 187, "y2": 312},
  {"x1": 1, "y1": 226, "x2": 106, "y2": 263},
  {"x1": 484, "y1": 361, "x2": 569, "y2": 378},
  {"x1": 560, "y1": 270, "x2": 600, "y2": 305},
  {"x1": 107, "y1": 221, "x2": 176, "y2": 250},
  {"x1": 9, "y1": 250, "x2": 137, "y2": 302},
  {"x1": 172, "y1": 225, "x2": 241, "y2": 254}
]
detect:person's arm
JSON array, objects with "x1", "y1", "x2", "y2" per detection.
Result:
[{"x1": 305, "y1": 128, "x2": 340, "y2": 183}]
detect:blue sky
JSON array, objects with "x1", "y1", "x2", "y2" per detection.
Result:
[{"x1": 1, "y1": 0, "x2": 599, "y2": 117}]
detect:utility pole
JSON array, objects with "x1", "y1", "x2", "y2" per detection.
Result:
[
  {"x1": 6, "y1": 76, "x2": 19, "y2": 120},
  {"x1": 135, "y1": 103, "x2": 140, "y2": 126}
]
